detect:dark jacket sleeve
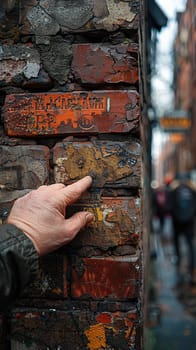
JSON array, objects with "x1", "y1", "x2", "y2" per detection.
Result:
[{"x1": 0, "y1": 224, "x2": 39, "y2": 313}]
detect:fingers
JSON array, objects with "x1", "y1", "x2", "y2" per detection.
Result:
[
  {"x1": 61, "y1": 176, "x2": 93, "y2": 205},
  {"x1": 37, "y1": 183, "x2": 65, "y2": 191},
  {"x1": 63, "y1": 211, "x2": 94, "y2": 242}
]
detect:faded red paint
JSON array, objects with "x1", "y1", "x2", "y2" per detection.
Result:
[
  {"x1": 96, "y1": 313, "x2": 112, "y2": 324},
  {"x1": 3, "y1": 91, "x2": 140, "y2": 136},
  {"x1": 71, "y1": 257, "x2": 140, "y2": 299},
  {"x1": 72, "y1": 43, "x2": 139, "y2": 84}
]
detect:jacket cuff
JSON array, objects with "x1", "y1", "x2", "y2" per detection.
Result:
[{"x1": 0, "y1": 223, "x2": 39, "y2": 277}]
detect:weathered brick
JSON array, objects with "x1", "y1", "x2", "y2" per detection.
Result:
[
  {"x1": 0, "y1": 145, "x2": 50, "y2": 190},
  {"x1": 10, "y1": 306, "x2": 140, "y2": 349},
  {"x1": 67, "y1": 194, "x2": 141, "y2": 250},
  {"x1": 53, "y1": 140, "x2": 141, "y2": 188},
  {"x1": 72, "y1": 43, "x2": 139, "y2": 84},
  {"x1": 71, "y1": 257, "x2": 140, "y2": 299},
  {"x1": 3, "y1": 91, "x2": 140, "y2": 136}
]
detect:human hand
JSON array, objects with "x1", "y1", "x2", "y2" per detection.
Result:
[{"x1": 7, "y1": 176, "x2": 94, "y2": 256}]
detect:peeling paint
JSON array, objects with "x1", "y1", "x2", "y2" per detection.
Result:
[
  {"x1": 53, "y1": 141, "x2": 141, "y2": 188},
  {"x1": 102, "y1": 207, "x2": 114, "y2": 228},
  {"x1": 24, "y1": 62, "x2": 40, "y2": 79},
  {"x1": 95, "y1": 0, "x2": 136, "y2": 31}
]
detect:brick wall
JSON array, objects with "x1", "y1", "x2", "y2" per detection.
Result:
[{"x1": 0, "y1": 1, "x2": 145, "y2": 349}]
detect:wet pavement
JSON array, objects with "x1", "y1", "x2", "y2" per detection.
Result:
[{"x1": 145, "y1": 220, "x2": 196, "y2": 350}]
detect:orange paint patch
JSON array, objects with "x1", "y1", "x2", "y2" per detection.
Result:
[{"x1": 84, "y1": 323, "x2": 106, "y2": 350}]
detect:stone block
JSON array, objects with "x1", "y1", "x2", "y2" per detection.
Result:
[
  {"x1": 20, "y1": 0, "x2": 139, "y2": 36},
  {"x1": 0, "y1": 145, "x2": 50, "y2": 190},
  {"x1": 38, "y1": 36, "x2": 72, "y2": 83}
]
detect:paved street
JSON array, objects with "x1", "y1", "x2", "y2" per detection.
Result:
[{"x1": 145, "y1": 220, "x2": 196, "y2": 350}]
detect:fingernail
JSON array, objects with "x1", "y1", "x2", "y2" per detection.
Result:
[
  {"x1": 88, "y1": 172, "x2": 96, "y2": 180},
  {"x1": 87, "y1": 175, "x2": 93, "y2": 182},
  {"x1": 85, "y1": 212, "x2": 95, "y2": 223}
]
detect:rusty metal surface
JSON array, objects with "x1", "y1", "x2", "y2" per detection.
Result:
[
  {"x1": 3, "y1": 91, "x2": 140, "y2": 136},
  {"x1": 53, "y1": 140, "x2": 141, "y2": 188}
]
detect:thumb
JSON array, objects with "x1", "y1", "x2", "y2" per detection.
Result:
[{"x1": 63, "y1": 211, "x2": 94, "y2": 242}]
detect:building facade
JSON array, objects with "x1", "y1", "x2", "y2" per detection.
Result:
[{"x1": 162, "y1": 0, "x2": 196, "y2": 179}]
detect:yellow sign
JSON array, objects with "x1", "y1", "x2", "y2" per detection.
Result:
[{"x1": 160, "y1": 112, "x2": 191, "y2": 132}]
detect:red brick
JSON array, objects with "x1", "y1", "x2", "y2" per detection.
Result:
[
  {"x1": 53, "y1": 140, "x2": 141, "y2": 188},
  {"x1": 3, "y1": 91, "x2": 140, "y2": 136},
  {"x1": 68, "y1": 194, "x2": 141, "y2": 250},
  {"x1": 72, "y1": 43, "x2": 138, "y2": 84},
  {"x1": 96, "y1": 312, "x2": 112, "y2": 324},
  {"x1": 71, "y1": 257, "x2": 140, "y2": 299},
  {"x1": 0, "y1": 145, "x2": 49, "y2": 190}
]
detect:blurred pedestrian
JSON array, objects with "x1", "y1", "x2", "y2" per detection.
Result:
[
  {"x1": 170, "y1": 174, "x2": 196, "y2": 284},
  {"x1": 152, "y1": 175, "x2": 172, "y2": 234}
]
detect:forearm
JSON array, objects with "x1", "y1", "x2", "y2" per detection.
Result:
[{"x1": 0, "y1": 224, "x2": 39, "y2": 312}]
